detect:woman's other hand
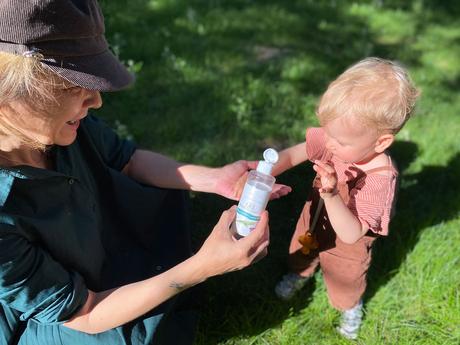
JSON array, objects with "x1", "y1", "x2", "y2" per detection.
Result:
[{"x1": 194, "y1": 206, "x2": 269, "y2": 278}]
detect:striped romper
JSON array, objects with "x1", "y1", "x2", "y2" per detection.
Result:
[{"x1": 288, "y1": 127, "x2": 397, "y2": 310}]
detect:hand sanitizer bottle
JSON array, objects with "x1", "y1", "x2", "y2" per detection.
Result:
[{"x1": 232, "y1": 148, "x2": 279, "y2": 238}]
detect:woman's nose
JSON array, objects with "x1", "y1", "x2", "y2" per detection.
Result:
[{"x1": 83, "y1": 90, "x2": 103, "y2": 109}]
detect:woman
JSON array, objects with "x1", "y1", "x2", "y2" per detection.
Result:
[{"x1": 0, "y1": 1, "x2": 289, "y2": 344}]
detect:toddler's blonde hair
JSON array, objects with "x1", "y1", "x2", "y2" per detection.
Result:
[{"x1": 316, "y1": 57, "x2": 419, "y2": 134}]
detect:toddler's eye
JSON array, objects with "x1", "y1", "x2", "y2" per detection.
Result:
[{"x1": 337, "y1": 141, "x2": 348, "y2": 146}]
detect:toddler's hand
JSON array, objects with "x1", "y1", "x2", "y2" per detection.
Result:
[{"x1": 313, "y1": 160, "x2": 338, "y2": 198}]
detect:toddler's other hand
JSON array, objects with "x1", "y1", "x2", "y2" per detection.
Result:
[
  {"x1": 313, "y1": 160, "x2": 338, "y2": 198},
  {"x1": 269, "y1": 183, "x2": 292, "y2": 200}
]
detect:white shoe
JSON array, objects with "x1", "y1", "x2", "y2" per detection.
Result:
[
  {"x1": 275, "y1": 273, "x2": 309, "y2": 300},
  {"x1": 336, "y1": 300, "x2": 363, "y2": 340}
]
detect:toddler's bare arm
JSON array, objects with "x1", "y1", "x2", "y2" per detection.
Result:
[
  {"x1": 314, "y1": 160, "x2": 368, "y2": 244},
  {"x1": 272, "y1": 142, "x2": 307, "y2": 176}
]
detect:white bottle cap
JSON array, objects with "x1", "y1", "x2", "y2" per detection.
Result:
[
  {"x1": 256, "y1": 148, "x2": 279, "y2": 175},
  {"x1": 263, "y1": 148, "x2": 279, "y2": 164}
]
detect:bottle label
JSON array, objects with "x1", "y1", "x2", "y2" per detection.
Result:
[{"x1": 235, "y1": 183, "x2": 271, "y2": 236}]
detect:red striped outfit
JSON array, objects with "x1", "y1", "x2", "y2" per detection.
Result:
[{"x1": 288, "y1": 128, "x2": 397, "y2": 310}]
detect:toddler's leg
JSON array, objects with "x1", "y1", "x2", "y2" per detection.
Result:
[
  {"x1": 275, "y1": 272, "x2": 313, "y2": 300},
  {"x1": 337, "y1": 300, "x2": 363, "y2": 340},
  {"x1": 319, "y1": 235, "x2": 376, "y2": 338},
  {"x1": 275, "y1": 201, "x2": 320, "y2": 300}
]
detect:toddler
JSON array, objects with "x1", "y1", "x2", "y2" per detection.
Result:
[{"x1": 273, "y1": 57, "x2": 419, "y2": 339}]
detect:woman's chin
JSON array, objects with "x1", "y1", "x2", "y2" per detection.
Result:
[{"x1": 53, "y1": 134, "x2": 78, "y2": 146}]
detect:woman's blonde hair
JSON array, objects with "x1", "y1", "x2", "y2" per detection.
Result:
[
  {"x1": 0, "y1": 52, "x2": 68, "y2": 150},
  {"x1": 316, "y1": 57, "x2": 420, "y2": 134}
]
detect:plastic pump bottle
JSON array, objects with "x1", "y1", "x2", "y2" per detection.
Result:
[{"x1": 232, "y1": 148, "x2": 279, "y2": 238}]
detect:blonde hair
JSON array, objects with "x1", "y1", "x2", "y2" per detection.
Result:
[
  {"x1": 0, "y1": 52, "x2": 69, "y2": 150},
  {"x1": 316, "y1": 57, "x2": 420, "y2": 134}
]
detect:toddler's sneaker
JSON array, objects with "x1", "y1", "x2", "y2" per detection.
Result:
[
  {"x1": 275, "y1": 273, "x2": 309, "y2": 300},
  {"x1": 336, "y1": 300, "x2": 363, "y2": 340}
]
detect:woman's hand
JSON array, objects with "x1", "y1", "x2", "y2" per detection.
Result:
[
  {"x1": 213, "y1": 160, "x2": 292, "y2": 201},
  {"x1": 212, "y1": 160, "x2": 254, "y2": 200},
  {"x1": 313, "y1": 160, "x2": 338, "y2": 198},
  {"x1": 194, "y1": 206, "x2": 269, "y2": 278}
]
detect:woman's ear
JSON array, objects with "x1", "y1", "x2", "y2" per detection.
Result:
[{"x1": 375, "y1": 134, "x2": 394, "y2": 153}]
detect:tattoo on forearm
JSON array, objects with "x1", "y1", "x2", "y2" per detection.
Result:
[{"x1": 169, "y1": 281, "x2": 191, "y2": 292}]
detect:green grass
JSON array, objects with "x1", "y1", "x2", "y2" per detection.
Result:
[{"x1": 99, "y1": 1, "x2": 460, "y2": 344}]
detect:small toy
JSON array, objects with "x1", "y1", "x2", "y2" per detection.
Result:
[
  {"x1": 298, "y1": 231, "x2": 318, "y2": 255},
  {"x1": 298, "y1": 198, "x2": 323, "y2": 256}
]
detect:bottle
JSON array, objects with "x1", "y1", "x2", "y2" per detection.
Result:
[{"x1": 231, "y1": 148, "x2": 279, "y2": 238}]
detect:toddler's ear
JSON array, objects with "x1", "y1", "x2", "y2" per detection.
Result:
[{"x1": 374, "y1": 134, "x2": 394, "y2": 153}]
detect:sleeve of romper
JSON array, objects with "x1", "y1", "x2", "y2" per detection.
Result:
[
  {"x1": 81, "y1": 115, "x2": 137, "y2": 171},
  {"x1": 305, "y1": 127, "x2": 328, "y2": 161},
  {"x1": 0, "y1": 223, "x2": 88, "y2": 324},
  {"x1": 347, "y1": 174, "x2": 397, "y2": 236}
]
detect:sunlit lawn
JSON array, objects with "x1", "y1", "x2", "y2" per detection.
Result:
[{"x1": 100, "y1": 1, "x2": 460, "y2": 344}]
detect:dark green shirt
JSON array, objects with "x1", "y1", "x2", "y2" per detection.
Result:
[{"x1": 0, "y1": 116, "x2": 192, "y2": 345}]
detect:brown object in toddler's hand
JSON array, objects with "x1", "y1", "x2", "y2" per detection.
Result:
[{"x1": 298, "y1": 232, "x2": 319, "y2": 255}]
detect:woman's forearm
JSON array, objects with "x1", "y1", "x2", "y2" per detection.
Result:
[
  {"x1": 123, "y1": 149, "x2": 217, "y2": 192},
  {"x1": 322, "y1": 194, "x2": 368, "y2": 244},
  {"x1": 63, "y1": 254, "x2": 208, "y2": 334}
]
